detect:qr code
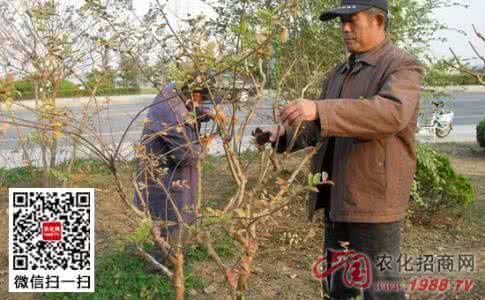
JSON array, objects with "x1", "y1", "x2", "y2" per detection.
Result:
[{"x1": 9, "y1": 188, "x2": 95, "y2": 293}]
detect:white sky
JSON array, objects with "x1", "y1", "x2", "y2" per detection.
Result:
[
  {"x1": 135, "y1": 0, "x2": 213, "y2": 29},
  {"x1": 134, "y1": 0, "x2": 484, "y2": 60},
  {"x1": 429, "y1": 0, "x2": 485, "y2": 60}
]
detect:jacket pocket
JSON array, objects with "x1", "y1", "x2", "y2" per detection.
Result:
[{"x1": 344, "y1": 140, "x2": 386, "y2": 199}]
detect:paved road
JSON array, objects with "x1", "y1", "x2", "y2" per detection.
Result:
[
  {"x1": 0, "y1": 93, "x2": 276, "y2": 168},
  {"x1": 0, "y1": 89, "x2": 483, "y2": 168},
  {"x1": 0, "y1": 94, "x2": 275, "y2": 147}
]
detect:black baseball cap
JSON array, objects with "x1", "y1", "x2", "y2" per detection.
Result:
[{"x1": 320, "y1": 0, "x2": 388, "y2": 22}]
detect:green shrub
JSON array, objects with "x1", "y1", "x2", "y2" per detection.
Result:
[
  {"x1": 0, "y1": 166, "x2": 40, "y2": 187},
  {"x1": 10, "y1": 79, "x2": 143, "y2": 100},
  {"x1": 59, "y1": 80, "x2": 79, "y2": 91},
  {"x1": 13, "y1": 80, "x2": 80, "y2": 97},
  {"x1": 477, "y1": 119, "x2": 485, "y2": 148},
  {"x1": 412, "y1": 144, "x2": 474, "y2": 212},
  {"x1": 424, "y1": 71, "x2": 480, "y2": 87},
  {"x1": 12, "y1": 80, "x2": 34, "y2": 94},
  {"x1": 57, "y1": 87, "x2": 141, "y2": 98},
  {"x1": 13, "y1": 79, "x2": 79, "y2": 92},
  {"x1": 15, "y1": 87, "x2": 141, "y2": 100},
  {"x1": 55, "y1": 159, "x2": 112, "y2": 175},
  {"x1": 0, "y1": 160, "x2": 115, "y2": 188}
]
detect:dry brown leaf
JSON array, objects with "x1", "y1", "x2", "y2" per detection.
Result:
[
  {"x1": 275, "y1": 177, "x2": 286, "y2": 186},
  {"x1": 133, "y1": 144, "x2": 145, "y2": 153},
  {"x1": 280, "y1": 26, "x2": 289, "y2": 43},
  {"x1": 213, "y1": 110, "x2": 228, "y2": 126},
  {"x1": 71, "y1": 174, "x2": 84, "y2": 183},
  {"x1": 200, "y1": 134, "x2": 215, "y2": 148},
  {"x1": 52, "y1": 130, "x2": 63, "y2": 140},
  {"x1": 225, "y1": 270, "x2": 237, "y2": 289},
  {"x1": 256, "y1": 232, "x2": 273, "y2": 239}
]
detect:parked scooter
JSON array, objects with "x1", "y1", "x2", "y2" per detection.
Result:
[{"x1": 417, "y1": 100, "x2": 455, "y2": 138}]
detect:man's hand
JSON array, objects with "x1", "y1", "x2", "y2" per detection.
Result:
[
  {"x1": 252, "y1": 125, "x2": 285, "y2": 151},
  {"x1": 280, "y1": 99, "x2": 318, "y2": 127},
  {"x1": 269, "y1": 125, "x2": 285, "y2": 143}
]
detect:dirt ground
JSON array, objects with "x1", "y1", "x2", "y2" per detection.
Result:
[{"x1": 0, "y1": 142, "x2": 484, "y2": 299}]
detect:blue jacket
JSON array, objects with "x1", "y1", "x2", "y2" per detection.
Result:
[{"x1": 133, "y1": 83, "x2": 201, "y2": 237}]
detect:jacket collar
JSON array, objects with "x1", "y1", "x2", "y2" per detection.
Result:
[
  {"x1": 340, "y1": 38, "x2": 392, "y2": 74},
  {"x1": 161, "y1": 81, "x2": 192, "y2": 108}
]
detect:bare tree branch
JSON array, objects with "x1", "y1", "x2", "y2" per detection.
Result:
[
  {"x1": 473, "y1": 24, "x2": 485, "y2": 43},
  {"x1": 448, "y1": 47, "x2": 485, "y2": 85},
  {"x1": 136, "y1": 243, "x2": 174, "y2": 278}
]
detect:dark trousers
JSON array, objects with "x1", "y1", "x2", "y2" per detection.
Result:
[{"x1": 323, "y1": 216, "x2": 406, "y2": 300}]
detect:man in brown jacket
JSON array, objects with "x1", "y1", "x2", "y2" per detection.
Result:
[{"x1": 267, "y1": 0, "x2": 424, "y2": 299}]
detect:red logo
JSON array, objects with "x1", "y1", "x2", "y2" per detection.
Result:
[
  {"x1": 42, "y1": 222, "x2": 62, "y2": 241},
  {"x1": 312, "y1": 250, "x2": 372, "y2": 289}
]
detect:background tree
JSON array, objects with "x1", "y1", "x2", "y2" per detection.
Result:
[
  {"x1": 118, "y1": 53, "x2": 141, "y2": 89},
  {"x1": 0, "y1": 0, "x2": 106, "y2": 186},
  {"x1": 209, "y1": 0, "x2": 458, "y2": 99}
]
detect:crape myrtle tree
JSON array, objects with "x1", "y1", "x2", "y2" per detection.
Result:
[{"x1": 76, "y1": 0, "x2": 333, "y2": 298}]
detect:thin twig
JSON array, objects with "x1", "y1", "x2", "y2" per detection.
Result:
[
  {"x1": 448, "y1": 48, "x2": 485, "y2": 85},
  {"x1": 473, "y1": 24, "x2": 485, "y2": 43},
  {"x1": 247, "y1": 144, "x2": 321, "y2": 228},
  {"x1": 136, "y1": 244, "x2": 174, "y2": 278},
  {"x1": 468, "y1": 41, "x2": 485, "y2": 67}
]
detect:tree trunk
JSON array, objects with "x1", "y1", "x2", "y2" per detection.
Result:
[
  {"x1": 49, "y1": 138, "x2": 58, "y2": 169},
  {"x1": 49, "y1": 80, "x2": 60, "y2": 169},
  {"x1": 173, "y1": 248, "x2": 185, "y2": 300},
  {"x1": 62, "y1": 142, "x2": 77, "y2": 188},
  {"x1": 37, "y1": 79, "x2": 49, "y2": 187},
  {"x1": 196, "y1": 159, "x2": 202, "y2": 218},
  {"x1": 10, "y1": 112, "x2": 32, "y2": 167},
  {"x1": 236, "y1": 248, "x2": 254, "y2": 299}
]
